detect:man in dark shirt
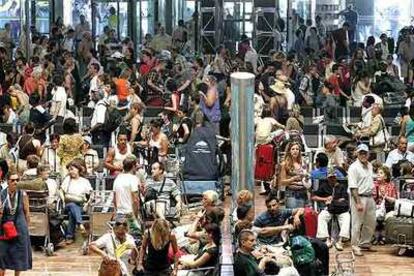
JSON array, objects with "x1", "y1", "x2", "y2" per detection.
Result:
[
  {"x1": 233, "y1": 229, "x2": 277, "y2": 276},
  {"x1": 312, "y1": 167, "x2": 350, "y2": 251},
  {"x1": 332, "y1": 23, "x2": 350, "y2": 59},
  {"x1": 253, "y1": 195, "x2": 303, "y2": 244}
]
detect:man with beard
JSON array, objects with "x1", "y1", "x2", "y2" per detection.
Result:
[{"x1": 253, "y1": 194, "x2": 303, "y2": 244}]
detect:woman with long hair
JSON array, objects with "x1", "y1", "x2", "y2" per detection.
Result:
[
  {"x1": 372, "y1": 166, "x2": 398, "y2": 245},
  {"x1": 279, "y1": 141, "x2": 309, "y2": 208},
  {"x1": 137, "y1": 219, "x2": 178, "y2": 276}
]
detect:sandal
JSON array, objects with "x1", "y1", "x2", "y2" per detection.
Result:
[{"x1": 379, "y1": 237, "x2": 386, "y2": 245}]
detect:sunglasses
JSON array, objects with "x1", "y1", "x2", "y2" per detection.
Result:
[
  {"x1": 115, "y1": 222, "x2": 128, "y2": 227},
  {"x1": 9, "y1": 178, "x2": 20, "y2": 182}
]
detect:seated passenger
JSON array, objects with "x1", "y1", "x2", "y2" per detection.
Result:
[
  {"x1": 60, "y1": 159, "x2": 92, "y2": 244},
  {"x1": 312, "y1": 168, "x2": 350, "y2": 250},
  {"x1": 315, "y1": 135, "x2": 347, "y2": 170},
  {"x1": 143, "y1": 162, "x2": 182, "y2": 219},
  {"x1": 385, "y1": 136, "x2": 414, "y2": 177},
  {"x1": 232, "y1": 190, "x2": 254, "y2": 222},
  {"x1": 253, "y1": 195, "x2": 303, "y2": 245},
  {"x1": 372, "y1": 165, "x2": 398, "y2": 245},
  {"x1": 105, "y1": 132, "x2": 132, "y2": 176},
  {"x1": 22, "y1": 154, "x2": 41, "y2": 179},
  {"x1": 177, "y1": 223, "x2": 220, "y2": 276},
  {"x1": 234, "y1": 230, "x2": 289, "y2": 276},
  {"x1": 311, "y1": 152, "x2": 344, "y2": 180},
  {"x1": 89, "y1": 217, "x2": 138, "y2": 276}
]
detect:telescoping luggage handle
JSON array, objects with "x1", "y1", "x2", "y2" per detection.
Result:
[{"x1": 397, "y1": 202, "x2": 414, "y2": 218}]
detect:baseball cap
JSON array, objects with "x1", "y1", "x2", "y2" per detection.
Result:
[
  {"x1": 83, "y1": 135, "x2": 92, "y2": 145},
  {"x1": 356, "y1": 144, "x2": 369, "y2": 153}
]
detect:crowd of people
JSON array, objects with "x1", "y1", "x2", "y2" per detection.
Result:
[{"x1": 0, "y1": 4, "x2": 413, "y2": 275}]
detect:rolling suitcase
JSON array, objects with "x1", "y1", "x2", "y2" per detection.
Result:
[
  {"x1": 254, "y1": 144, "x2": 276, "y2": 181},
  {"x1": 303, "y1": 207, "x2": 318, "y2": 238},
  {"x1": 385, "y1": 216, "x2": 414, "y2": 245}
]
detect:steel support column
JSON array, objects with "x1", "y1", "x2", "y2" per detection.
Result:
[{"x1": 230, "y1": 72, "x2": 255, "y2": 202}]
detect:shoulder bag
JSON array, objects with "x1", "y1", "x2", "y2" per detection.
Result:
[
  {"x1": 98, "y1": 234, "x2": 122, "y2": 276},
  {"x1": 63, "y1": 178, "x2": 87, "y2": 205},
  {"x1": 0, "y1": 190, "x2": 20, "y2": 240},
  {"x1": 144, "y1": 177, "x2": 166, "y2": 202}
]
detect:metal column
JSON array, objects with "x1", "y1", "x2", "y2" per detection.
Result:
[{"x1": 230, "y1": 72, "x2": 255, "y2": 203}]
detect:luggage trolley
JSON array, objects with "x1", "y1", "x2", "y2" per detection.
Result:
[
  {"x1": 26, "y1": 190, "x2": 55, "y2": 256},
  {"x1": 82, "y1": 190, "x2": 115, "y2": 255}
]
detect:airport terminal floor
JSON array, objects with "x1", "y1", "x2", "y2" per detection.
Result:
[{"x1": 1, "y1": 0, "x2": 414, "y2": 276}]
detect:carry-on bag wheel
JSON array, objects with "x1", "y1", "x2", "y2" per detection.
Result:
[
  {"x1": 82, "y1": 241, "x2": 89, "y2": 255},
  {"x1": 46, "y1": 243, "x2": 54, "y2": 256}
]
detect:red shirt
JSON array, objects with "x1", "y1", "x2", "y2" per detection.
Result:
[
  {"x1": 328, "y1": 74, "x2": 341, "y2": 96},
  {"x1": 372, "y1": 180, "x2": 398, "y2": 205}
]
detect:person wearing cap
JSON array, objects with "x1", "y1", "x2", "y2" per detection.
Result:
[
  {"x1": 268, "y1": 79, "x2": 289, "y2": 125},
  {"x1": 312, "y1": 166, "x2": 350, "y2": 251},
  {"x1": 348, "y1": 143, "x2": 376, "y2": 256},
  {"x1": 89, "y1": 216, "x2": 138, "y2": 276},
  {"x1": 81, "y1": 135, "x2": 99, "y2": 176}
]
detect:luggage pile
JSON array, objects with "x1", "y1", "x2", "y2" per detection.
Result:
[{"x1": 385, "y1": 182, "x2": 414, "y2": 255}]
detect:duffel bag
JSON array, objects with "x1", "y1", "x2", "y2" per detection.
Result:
[{"x1": 395, "y1": 199, "x2": 414, "y2": 218}]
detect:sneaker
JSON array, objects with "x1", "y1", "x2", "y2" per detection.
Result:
[
  {"x1": 352, "y1": 246, "x2": 363, "y2": 256},
  {"x1": 78, "y1": 224, "x2": 87, "y2": 235},
  {"x1": 326, "y1": 239, "x2": 333, "y2": 248},
  {"x1": 335, "y1": 241, "x2": 344, "y2": 251}
]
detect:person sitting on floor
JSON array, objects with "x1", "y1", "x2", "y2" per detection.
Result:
[
  {"x1": 312, "y1": 167, "x2": 350, "y2": 251},
  {"x1": 253, "y1": 194, "x2": 304, "y2": 245}
]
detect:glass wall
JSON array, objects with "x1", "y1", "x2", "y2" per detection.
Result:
[
  {"x1": 64, "y1": 0, "x2": 92, "y2": 28},
  {"x1": 32, "y1": 0, "x2": 49, "y2": 34},
  {"x1": 94, "y1": 1, "x2": 129, "y2": 39},
  {"x1": 0, "y1": 0, "x2": 22, "y2": 41}
]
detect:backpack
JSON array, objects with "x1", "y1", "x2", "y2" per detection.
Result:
[
  {"x1": 183, "y1": 126, "x2": 219, "y2": 180},
  {"x1": 103, "y1": 105, "x2": 123, "y2": 133},
  {"x1": 290, "y1": 235, "x2": 315, "y2": 267}
]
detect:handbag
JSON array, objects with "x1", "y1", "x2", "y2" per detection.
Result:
[
  {"x1": 144, "y1": 177, "x2": 166, "y2": 202},
  {"x1": 63, "y1": 178, "x2": 86, "y2": 205},
  {"x1": 98, "y1": 234, "x2": 122, "y2": 276},
  {"x1": 370, "y1": 117, "x2": 390, "y2": 149},
  {"x1": 0, "y1": 190, "x2": 20, "y2": 241},
  {"x1": 375, "y1": 199, "x2": 386, "y2": 221}
]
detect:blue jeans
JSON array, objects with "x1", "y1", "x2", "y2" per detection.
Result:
[
  {"x1": 65, "y1": 202, "x2": 83, "y2": 239},
  {"x1": 285, "y1": 190, "x2": 307, "y2": 209}
]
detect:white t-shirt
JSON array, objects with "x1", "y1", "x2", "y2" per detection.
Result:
[
  {"x1": 51, "y1": 86, "x2": 67, "y2": 118},
  {"x1": 92, "y1": 232, "x2": 135, "y2": 276},
  {"x1": 89, "y1": 75, "x2": 99, "y2": 95},
  {"x1": 61, "y1": 176, "x2": 93, "y2": 196},
  {"x1": 91, "y1": 100, "x2": 107, "y2": 128},
  {"x1": 113, "y1": 173, "x2": 140, "y2": 214}
]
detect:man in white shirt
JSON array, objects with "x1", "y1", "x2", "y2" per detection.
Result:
[
  {"x1": 89, "y1": 91, "x2": 111, "y2": 146},
  {"x1": 62, "y1": 28, "x2": 76, "y2": 52},
  {"x1": 89, "y1": 63, "x2": 101, "y2": 98},
  {"x1": 50, "y1": 75, "x2": 67, "y2": 123},
  {"x1": 113, "y1": 155, "x2": 142, "y2": 239},
  {"x1": 348, "y1": 144, "x2": 376, "y2": 256},
  {"x1": 385, "y1": 136, "x2": 414, "y2": 171},
  {"x1": 244, "y1": 40, "x2": 258, "y2": 74}
]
